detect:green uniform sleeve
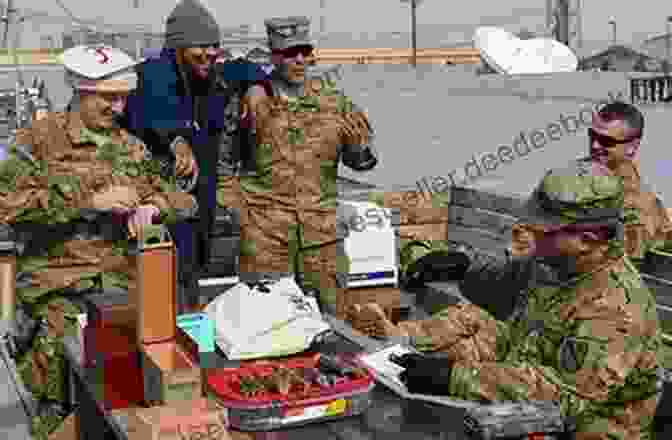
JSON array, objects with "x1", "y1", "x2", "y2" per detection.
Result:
[{"x1": 448, "y1": 271, "x2": 662, "y2": 438}]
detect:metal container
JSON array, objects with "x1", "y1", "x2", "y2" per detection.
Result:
[
  {"x1": 464, "y1": 401, "x2": 568, "y2": 439},
  {"x1": 0, "y1": 224, "x2": 16, "y2": 322}
]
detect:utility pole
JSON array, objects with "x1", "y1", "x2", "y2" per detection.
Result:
[
  {"x1": 555, "y1": 0, "x2": 570, "y2": 45},
  {"x1": 575, "y1": 0, "x2": 582, "y2": 50},
  {"x1": 546, "y1": 0, "x2": 554, "y2": 35},
  {"x1": 608, "y1": 17, "x2": 616, "y2": 45},
  {"x1": 666, "y1": 16, "x2": 672, "y2": 75},
  {"x1": 319, "y1": 0, "x2": 325, "y2": 44},
  {"x1": 2, "y1": 0, "x2": 16, "y2": 49},
  {"x1": 410, "y1": 0, "x2": 417, "y2": 67}
]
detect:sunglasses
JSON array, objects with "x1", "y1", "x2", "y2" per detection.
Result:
[
  {"x1": 274, "y1": 45, "x2": 313, "y2": 59},
  {"x1": 588, "y1": 128, "x2": 639, "y2": 148}
]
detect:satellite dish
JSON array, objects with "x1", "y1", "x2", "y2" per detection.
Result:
[{"x1": 474, "y1": 26, "x2": 577, "y2": 75}]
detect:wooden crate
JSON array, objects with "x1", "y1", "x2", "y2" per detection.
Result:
[{"x1": 141, "y1": 341, "x2": 202, "y2": 406}]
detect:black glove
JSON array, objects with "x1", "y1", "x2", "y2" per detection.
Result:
[
  {"x1": 404, "y1": 250, "x2": 471, "y2": 286},
  {"x1": 340, "y1": 144, "x2": 378, "y2": 171},
  {"x1": 391, "y1": 353, "x2": 453, "y2": 395}
]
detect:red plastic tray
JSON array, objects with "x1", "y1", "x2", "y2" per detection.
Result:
[{"x1": 207, "y1": 353, "x2": 374, "y2": 406}]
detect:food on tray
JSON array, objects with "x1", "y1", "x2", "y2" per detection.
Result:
[{"x1": 234, "y1": 354, "x2": 370, "y2": 398}]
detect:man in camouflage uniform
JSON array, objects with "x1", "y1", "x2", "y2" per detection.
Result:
[
  {"x1": 217, "y1": 16, "x2": 377, "y2": 315},
  {"x1": 351, "y1": 161, "x2": 663, "y2": 439},
  {"x1": 587, "y1": 101, "x2": 672, "y2": 260},
  {"x1": 4, "y1": 45, "x2": 196, "y2": 439},
  {"x1": 512, "y1": 102, "x2": 672, "y2": 262}
]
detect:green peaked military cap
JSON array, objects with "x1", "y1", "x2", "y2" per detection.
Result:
[
  {"x1": 265, "y1": 16, "x2": 314, "y2": 50},
  {"x1": 518, "y1": 160, "x2": 624, "y2": 226}
]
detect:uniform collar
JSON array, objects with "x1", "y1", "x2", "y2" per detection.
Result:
[{"x1": 65, "y1": 111, "x2": 120, "y2": 147}]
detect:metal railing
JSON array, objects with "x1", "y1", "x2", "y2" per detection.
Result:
[{"x1": 630, "y1": 74, "x2": 672, "y2": 104}]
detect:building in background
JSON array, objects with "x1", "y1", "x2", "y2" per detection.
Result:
[
  {"x1": 641, "y1": 33, "x2": 672, "y2": 62},
  {"x1": 579, "y1": 45, "x2": 665, "y2": 72}
]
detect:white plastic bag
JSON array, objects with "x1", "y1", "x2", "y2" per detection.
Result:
[{"x1": 204, "y1": 277, "x2": 331, "y2": 359}]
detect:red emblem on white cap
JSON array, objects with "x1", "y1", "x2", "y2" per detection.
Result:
[
  {"x1": 94, "y1": 47, "x2": 110, "y2": 64},
  {"x1": 85, "y1": 46, "x2": 110, "y2": 64}
]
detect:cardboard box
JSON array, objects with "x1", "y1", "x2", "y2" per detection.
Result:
[
  {"x1": 136, "y1": 226, "x2": 177, "y2": 345},
  {"x1": 141, "y1": 341, "x2": 202, "y2": 406},
  {"x1": 82, "y1": 291, "x2": 136, "y2": 367},
  {"x1": 93, "y1": 326, "x2": 144, "y2": 409},
  {"x1": 120, "y1": 398, "x2": 229, "y2": 440}
]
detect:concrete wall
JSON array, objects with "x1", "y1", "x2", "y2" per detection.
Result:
[{"x1": 336, "y1": 67, "x2": 672, "y2": 200}]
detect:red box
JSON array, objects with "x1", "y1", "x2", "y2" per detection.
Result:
[
  {"x1": 92, "y1": 324, "x2": 145, "y2": 410},
  {"x1": 82, "y1": 291, "x2": 136, "y2": 367}
]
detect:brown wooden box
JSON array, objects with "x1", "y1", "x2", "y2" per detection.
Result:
[
  {"x1": 141, "y1": 341, "x2": 202, "y2": 406},
  {"x1": 117, "y1": 398, "x2": 229, "y2": 440},
  {"x1": 137, "y1": 240, "x2": 177, "y2": 345}
]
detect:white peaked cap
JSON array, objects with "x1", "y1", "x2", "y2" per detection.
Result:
[{"x1": 62, "y1": 45, "x2": 139, "y2": 92}]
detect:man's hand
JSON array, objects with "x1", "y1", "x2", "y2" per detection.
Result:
[
  {"x1": 127, "y1": 205, "x2": 160, "y2": 239},
  {"x1": 510, "y1": 224, "x2": 537, "y2": 257},
  {"x1": 174, "y1": 140, "x2": 197, "y2": 177},
  {"x1": 91, "y1": 186, "x2": 140, "y2": 211},
  {"x1": 392, "y1": 353, "x2": 453, "y2": 395}
]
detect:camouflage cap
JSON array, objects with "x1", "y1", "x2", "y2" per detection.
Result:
[
  {"x1": 265, "y1": 16, "x2": 314, "y2": 51},
  {"x1": 518, "y1": 160, "x2": 624, "y2": 227}
]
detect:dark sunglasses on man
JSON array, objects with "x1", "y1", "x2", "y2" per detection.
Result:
[
  {"x1": 274, "y1": 44, "x2": 314, "y2": 59},
  {"x1": 588, "y1": 128, "x2": 640, "y2": 148}
]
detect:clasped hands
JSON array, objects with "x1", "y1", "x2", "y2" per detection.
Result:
[
  {"x1": 173, "y1": 140, "x2": 198, "y2": 177},
  {"x1": 390, "y1": 353, "x2": 453, "y2": 395},
  {"x1": 91, "y1": 186, "x2": 160, "y2": 238}
]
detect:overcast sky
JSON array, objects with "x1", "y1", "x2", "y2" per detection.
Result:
[{"x1": 7, "y1": 0, "x2": 672, "y2": 52}]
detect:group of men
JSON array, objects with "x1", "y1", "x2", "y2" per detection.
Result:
[
  {"x1": 2, "y1": 0, "x2": 670, "y2": 438},
  {"x1": 4, "y1": 0, "x2": 376, "y2": 437}
]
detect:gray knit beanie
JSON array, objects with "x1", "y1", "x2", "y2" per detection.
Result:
[{"x1": 165, "y1": 0, "x2": 221, "y2": 48}]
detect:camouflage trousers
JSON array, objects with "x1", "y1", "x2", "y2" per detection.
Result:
[
  {"x1": 218, "y1": 177, "x2": 350, "y2": 315},
  {"x1": 14, "y1": 246, "x2": 133, "y2": 440}
]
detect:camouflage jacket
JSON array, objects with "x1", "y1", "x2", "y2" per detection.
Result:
[
  {"x1": 401, "y1": 256, "x2": 662, "y2": 439},
  {"x1": 4, "y1": 111, "x2": 196, "y2": 225},
  {"x1": 240, "y1": 78, "x2": 374, "y2": 207}
]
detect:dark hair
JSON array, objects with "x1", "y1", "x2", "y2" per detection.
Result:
[{"x1": 597, "y1": 101, "x2": 644, "y2": 137}]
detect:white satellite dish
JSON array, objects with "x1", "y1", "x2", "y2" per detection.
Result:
[{"x1": 474, "y1": 26, "x2": 578, "y2": 75}]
